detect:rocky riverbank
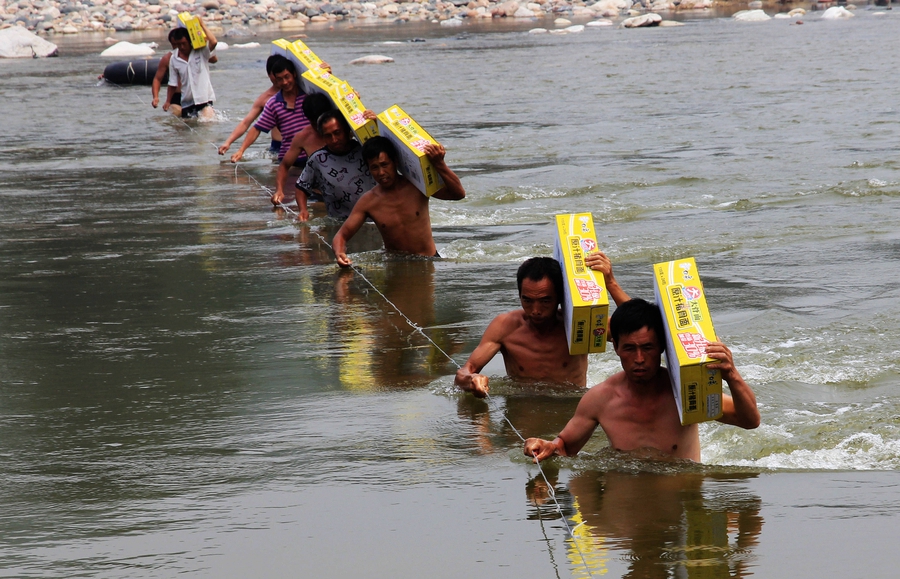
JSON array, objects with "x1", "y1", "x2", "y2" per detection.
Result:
[{"x1": 0, "y1": 0, "x2": 812, "y2": 37}]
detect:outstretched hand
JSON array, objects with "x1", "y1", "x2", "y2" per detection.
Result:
[{"x1": 218, "y1": 143, "x2": 230, "y2": 155}]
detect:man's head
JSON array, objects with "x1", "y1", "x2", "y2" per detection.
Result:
[
  {"x1": 266, "y1": 54, "x2": 288, "y2": 83},
  {"x1": 361, "y1": 136, "x2": 401, "y2": 187},
  {"x1": 270, "y1": 58, "x2": 298, "y2": 92},
  {"x1": 317, "y1": 110, "x2": 354, "y2": 155},
  {"x1": 609, "y1": 298, "x2": 666, "y2": 384},
  {"x1": 169, "y1": 27, "x2": 191, "y2": 54},
  {"x1": 516, "y1": 258, "x2": 564, "y2": 328},
  {"x1": 301, "y1": 92, "x2": 334, "y2": 132}
]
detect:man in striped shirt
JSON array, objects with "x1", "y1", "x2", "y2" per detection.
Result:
[{"x1": 228, "y1": 59, "x2": 310, "y2": 175}]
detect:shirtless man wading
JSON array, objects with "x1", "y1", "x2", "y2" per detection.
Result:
[
  {"x1": 331, "y1": 136, "x2": 466, "y2": 265},
  {"x1": 523, "y1": 298, "x2": 760, "y2": 462},
  {"x1": 455, "y1": 254, "x2": 631, "y2": 395}
]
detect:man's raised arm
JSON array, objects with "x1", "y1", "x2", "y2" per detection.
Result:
[
  {"x1": 454, "y1": 314, "x2": 514, "y2": 398},
  {"x1": 585, "y1": 250, "x2": 630, "y2": 307},
  {"x1": 151, "y1": 53, "x2": 171, "y2": 108},
  {"x1": 706, "y1": 341, "x2": 760, "y2": 430},
  {"x1": 197, "y1": 15, "x2": 217, "y2": 51},
  {"x1": 423, "y1": 143, "x2": 465, "y2": 201}
]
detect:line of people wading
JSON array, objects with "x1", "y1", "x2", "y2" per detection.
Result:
[{"x1": 153, "y1": 35, "x2": 760, "y2": 465}]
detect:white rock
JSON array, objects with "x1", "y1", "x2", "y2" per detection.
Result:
[
  {"x1": 514, "y1": 7, "x2": 535, "y2": 17},
  {"x1": 747, "y1": 0, "x2": 762, "y2": 8},
  {"x1": 280, "y1": 18, "x2": 306, "y2": 29},
  {"x1": 215, "y1": 41, "x2": 229, "y2": 50},
  {"x1": 554, "y1": 18, "x2": 572, "y2": 26},
  {"x1": 233, "y1": 42, "x2": 260, "y2": 48},
  {"x1": 586, "y1": 19, "x2": 613, "y2": 26},
  {"x1": 381, "y1": 41, "x2": 404, "y2": 45},
  {"x1": 100, "y1": 41, "x2": 155, "y2": 57},
  {"x1": 622, "y1": 13, "x2": 661, "y2": 27},
  {"x1": 440, "y1": 18, "x2": 463, "y2": 26},
  {"x1": 349, "y1": 54, "x2": 395, "y2": 64},
  {"x1": 0, "y1": 27, "x2": 59, "y2": 58},
  {"x1": 528, "y1": 27, "x2": 548, "y2": 33},
  {"x1": 565, "y1": 24, "x2": 585, "y2": 33},
  {"x1": 732, "y1": 9, "x2": 771, "y2": 22},
  {"x1": 787, "y1": 8, "x2": 806, "y2": 16},
  {"x1": 591, "y1": 0, "x2": 632, "y2": 11},
  {"x1": 62, "y1": 25, "x2": 79, "y2": 34},
  {"x1": 773, "y1": 13, "x2": 791, "y2": 19},
  {"x1": 821, "y1": 6, "x2": 854, "y2": 19}
]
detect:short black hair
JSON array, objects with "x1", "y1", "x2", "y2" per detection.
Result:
[
  {"x1": 266, "y1": 54, "x2": 287, "y2": 75},
  {"x1": 169, "y1": 28, "x2": 189, "y2": 42},
  {"x1": 270, "y1": 58, "x2": 296, "y2": 78},
  {"x1": 609, "y1": 298, "x2": 665, "y2": 348},
  {"x1": 317, "y1": 109, "x2": 351, "y2": 136},
  {"x1": 361, "y1": 136, "x2": 400, "y2": 166},
  {"x1": 302, "y1": 92, "x2": 334, "y2": 131},
  {"x1": 516, "y1": 257, "x2": 564, "y2": 307}
]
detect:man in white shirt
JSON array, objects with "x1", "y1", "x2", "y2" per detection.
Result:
[{"x1": 163, "y1": 16, "x2": 217, "y2": 120}]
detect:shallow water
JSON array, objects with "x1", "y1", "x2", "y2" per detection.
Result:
[{"x1": 2, "y1": 10, "x2": 900, "y2": 578}]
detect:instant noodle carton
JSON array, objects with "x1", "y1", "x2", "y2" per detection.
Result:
[
  {"x1": 376, "y1": 105, "x2": 445, "y2": 197},
  {"x1": 269, "y1": 39, "x2": 324, "y2": 76},
  {"x1": 300, "y1": 67, "x2": 378, "y2": 144},
  {"x1": 652, "y1": 257, "x2": 723, "y2": 425},
  {"x1": 553, "y1": 213, "x2": 609, "y2": 355},
  {"x1": 177, "y1": 13, "x2": 207, "y2": 50}
]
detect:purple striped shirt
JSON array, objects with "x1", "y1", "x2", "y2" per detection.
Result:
[{"x1": 253, "y1": 91, "x2": 310, "y2": 161}]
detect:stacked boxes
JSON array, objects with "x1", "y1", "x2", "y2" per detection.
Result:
[
  {"x1": 177, "y1": 13, "x2": 207, "y2": 50},
  {"x1": 553, "y1": 213, "x2": 609, "y2": 355},
  {"x1": 301, "y1": 67, "x2": 379, "y2": 144},
  {"x1": 376, "y1": 105, "x2": 445, "y2": 197},
  {"x1": 652, "y1": 257, "x2": 723, "y2": 425},
  {"x1": 270, "y1": 39, "x2": 324, "y2": 76}
]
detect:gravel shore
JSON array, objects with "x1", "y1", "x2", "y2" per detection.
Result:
[{"x1": 0, "y1": 0, "x2": 761, "y2": 37}]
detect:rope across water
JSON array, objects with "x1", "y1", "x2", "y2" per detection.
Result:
[{"x1": 111, "y1": 79, "x2": 598, "y2": 577}]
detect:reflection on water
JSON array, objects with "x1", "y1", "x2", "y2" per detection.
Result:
[{"x1": 528, "y1": 469, "x2": 763, "y2": 579}]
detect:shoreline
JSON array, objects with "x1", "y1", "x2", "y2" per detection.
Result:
[{"x1": 0, "y1": 0, "x2": 860, "y2": 40}]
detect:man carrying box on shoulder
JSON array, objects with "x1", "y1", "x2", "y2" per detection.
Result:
[
  {"x1": 523, "y1": 298, "x2": 760, "y2": 463},
  {"x1": 164, "y1": 16, "x2": 217, "y2": 120},
  {"x1": 331, "y1": 136, "x2": 466, "y2": 265},
  {"x1": 455, "y1": 253, "x2": 630, "y2": 396}
]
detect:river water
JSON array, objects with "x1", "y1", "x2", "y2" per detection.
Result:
[{"x1": 2, "y1": 10, "x2": 900, "y2": 578}]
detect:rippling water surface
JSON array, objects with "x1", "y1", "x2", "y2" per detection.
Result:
[{"x1": 2, "y1": 11, "x2": 900, "y2": 578}]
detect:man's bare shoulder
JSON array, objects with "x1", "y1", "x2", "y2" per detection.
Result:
[
  {"x1": 484, "y1": 309, "x2": 527, "y2": 341},
  {"x1": 254, "y1": 87, "x2": 278, "y2": 107},
  {"x1": 583, "y1": 371, "x2": 627, "y2": 405}
]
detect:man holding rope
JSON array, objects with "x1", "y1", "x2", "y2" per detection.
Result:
[
  {"x1": 455, "y1": 253, "x2": 629, "y2": 395},
  {"x1": 523, "y1": 298, "x2": 760, "y2": 462}
]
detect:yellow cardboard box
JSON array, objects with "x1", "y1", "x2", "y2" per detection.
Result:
[
  {"x1": 553, "y1": 213, "x2": 609, "y2": 355},
  {"x1": 270, "y1": 39, "x2": 325, "y2": 76},
  {"x1": 652, "y1": 257, "x2": 723, "y2": 425},
  {"x1": 177, "y1": 13, "x2": 207, "y2": 50},
  {"x1": 300, "y1": 68, "x2": 378, "y2": 144},
  {"x1": 376, "y1": 105, "x2": 445, "y2": 197}
]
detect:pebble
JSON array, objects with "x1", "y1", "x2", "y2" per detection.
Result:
[{"x1": 0, "y1": 0, "x2": 735, "y2": 38}]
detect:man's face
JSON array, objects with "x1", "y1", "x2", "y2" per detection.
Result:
[
  {"x1": 172, "y1": 36, "x2": 191, "y2": 54},
  {"x1": 614, "y1": 327, "x2": 663, "y2": 385},
  {"x1": 321, "y1": 118, "x2": 351, "y2": 154},
  {"x1": 519, "y1": 277, "x2": 558, "y2": 329},
  {"x1": 274, "y1": 70, "x2": 296, "y2": 92},
  {"x1": 367, "y1": 152, "x2": 397, "y2": 187}
]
